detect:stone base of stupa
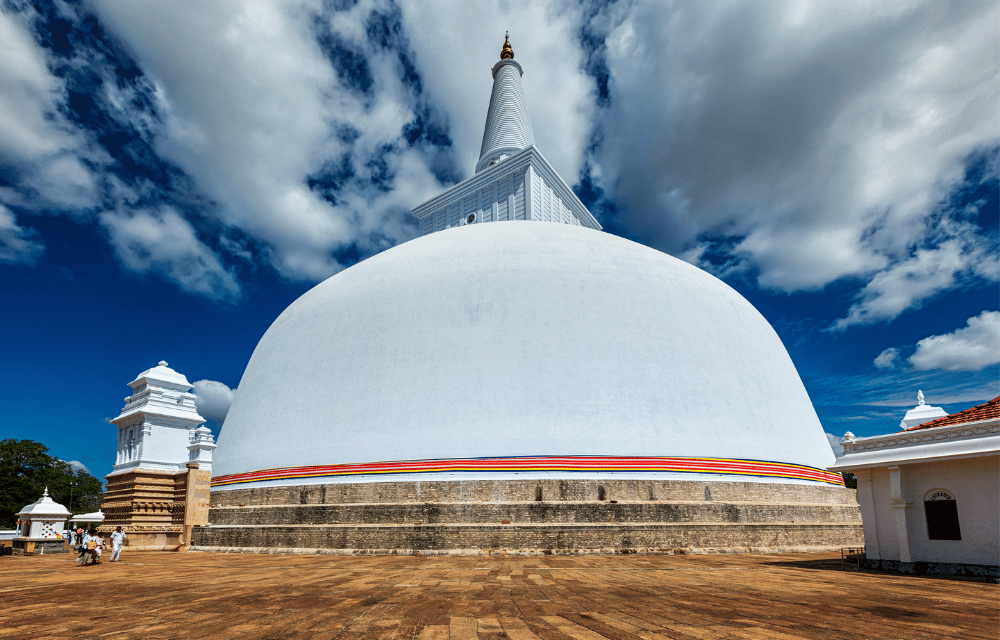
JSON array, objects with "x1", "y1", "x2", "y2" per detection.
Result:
[
  {"x1": 190, "y1": 478, "x2": 863, "y2": 555},
  {"x1": 12, "y1": 538, "x2": 71, "y2": 555}
]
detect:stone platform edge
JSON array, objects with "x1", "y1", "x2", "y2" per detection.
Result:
[
  {"x1": 187, "y1": 544, "x2": 850, "y2": 556},
  {"x1": 209, "y1": 478, "x2": 858, "y2": 507}
]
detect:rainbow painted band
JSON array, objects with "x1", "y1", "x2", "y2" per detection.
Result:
[{"x1": 211, "y1": 456, "x2": 844, "y2": 487}]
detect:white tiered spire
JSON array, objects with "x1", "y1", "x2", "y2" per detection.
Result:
[
  {"x1": 476, "y1": 33, "x2": 535, "y2": 174},
  {"x1": 109, "y1": 361, "x2": 208, "y2": 474},
  {"x1": 411, "y1": 35, "x2": 600, "y2": 235}
]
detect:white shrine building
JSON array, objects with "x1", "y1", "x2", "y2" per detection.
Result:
[
  {"x1": 831, "y1": 394, "x2": 1000, "y2": 578},
  {"x1": 13, "y1": 488, "x2": 71, "y2": 554}
]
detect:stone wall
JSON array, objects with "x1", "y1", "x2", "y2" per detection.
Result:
[
  {"x1": 192, "y1": 478, "x2": 864, "y2": 555},
  {"x1": 194, "y1": 523, "x2": 862, "y2": 555},
  {"x1": 206, "y1": 501, "x2": 861, "y2": 526},
  {"x1": 209, "y1": 478, "x2": 858, "y2": 506}
]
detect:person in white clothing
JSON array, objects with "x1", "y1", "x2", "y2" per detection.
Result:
[
  {"x1": 94, "y1": 532, "x2": 105, "y2": 564},
  {"x1": 110, "y1": 527, "x2": 127, "y2": 562},
  {"x1": 78, "y1": 530, "x2": 99, "y2": 565},
  {"x1": 75, "y1": 531, "x2": 92, "y2": 564}
]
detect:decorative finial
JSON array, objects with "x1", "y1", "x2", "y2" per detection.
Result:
[
  {"x1": 917, "y1": 390, "x2": 925, "y2": 406},
  {"x1": 500, "y1": 32, "x2": 514, "y2": 60},
  {"x1": 43, "y1": 486, "x2": 49, "y2": 497},
  {"x1": 158, "y1": 360, "x2": 168, "y2": 367}
]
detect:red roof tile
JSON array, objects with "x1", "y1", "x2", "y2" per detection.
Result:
[{"x1": 905, "y1": 396, "x2": 1000, "y2": 431}]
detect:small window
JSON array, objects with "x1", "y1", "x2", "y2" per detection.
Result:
[{"x1": 924, "y1": 490, "x2": 961, "y2": 540}]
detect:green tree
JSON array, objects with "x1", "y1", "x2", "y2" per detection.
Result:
[{"x1": 0, "y1": 439, "x2": 104, "y2": 527}]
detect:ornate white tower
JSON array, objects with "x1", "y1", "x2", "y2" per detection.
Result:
[
  {"x1": 412, "y1": 35, "x2": 601, "y2": 235},
  {"x1": 110, "y1": 361, "x2": 209, "y2": 474},
  {"x1": 476, "y1": 33, "x2": 535, "y2": 173},
  {"x1": 102, "y1": 361, "x2": 215, "y2": 550}
]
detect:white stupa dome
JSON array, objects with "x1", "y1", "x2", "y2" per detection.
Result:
[{"x1": 213, "y1": 222, "x2": 837, "y2": 488}]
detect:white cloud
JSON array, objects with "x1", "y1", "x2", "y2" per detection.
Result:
[
  {"x1": 590, "y1": 1, "x2": 999, "y2": 320},
  {"x1": 830, "y1": 222, "x2": 995, "y2": 329},
  {"x1": 89, "y1": 0, "x2": 450, "y2": 282},
  {"x1": 808, "y1": 365, "x2": 998, "y2": 412},
  {"x1": 192, "y1": 379, "x2": 237, "y2": 426},
  {"x1": 825, "y1": 433, "x2": 844, "y2": 457},
  {"x1": 909, "y1": 310, "x2": 1000, "y2": 372},
  {"x1": 81, "y1": 0, "x2": 596, "y2": 283},
  {"x1": 0, "y1": 8, "x2": 66, "y2": 159},
  {"x1": 873, "y1": 347, "x2": 900, "y2": 370},
  {"x1": 99, "y1": 207, "x2": 241, "y2": 302},
  {"x1": 65, "y1": 460, "x2": 91, "y2": 475},
  {"x1": 0, "y1": 6, "x2": 100, "y2": 210},
  {"x1": 2, "y1": 0, "x2": 996, "y2": 326},
  {"x1": 57, "y1": 458, "x2": 92, "y2": 474},
  {"x1": 0, "y1": 204, "x2": 44, "y2": 264}
]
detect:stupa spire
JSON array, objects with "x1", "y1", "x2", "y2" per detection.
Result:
[
  {"x1": 500, "y1": 32, "x2": 514, "y2": 60},
  {"x1": 476, "y1": 33, "x2": 535, "y2": 173}
]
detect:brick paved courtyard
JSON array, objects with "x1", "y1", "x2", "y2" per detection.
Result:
[{"x1": 2, "y1": 551, "x2": 996, "y2": 640}]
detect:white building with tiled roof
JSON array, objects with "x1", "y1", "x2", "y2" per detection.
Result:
[{"x1": 831, "y1": 395, "x2": 999, "y2": 578}]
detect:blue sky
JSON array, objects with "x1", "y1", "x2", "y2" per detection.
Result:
[{"x1": 1, "y1": 0, "x2": 997, "y2": 482}]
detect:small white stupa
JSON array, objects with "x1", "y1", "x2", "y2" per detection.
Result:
[
  {"x1": 899, "y1": 390, "x2": 948, "y2": 430},
  {"x1": 15, "y1": 488, "x2": 71, "y2": 553}
]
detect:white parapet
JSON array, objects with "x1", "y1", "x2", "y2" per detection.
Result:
[{"x1": 412, "y1": 146, "x2": 601, "y2": 235}]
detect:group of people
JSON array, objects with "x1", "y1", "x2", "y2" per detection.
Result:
[{"x1": 71, "y1": 526, "x2": 128, "y2": 565}]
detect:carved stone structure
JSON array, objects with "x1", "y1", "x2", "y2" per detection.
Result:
[
  {"x1": 101, "y1": 468, "x2": 187, "y2": 549},
  {"x1": 100, "y1": 362, "x2": 215, "y2": 549}
]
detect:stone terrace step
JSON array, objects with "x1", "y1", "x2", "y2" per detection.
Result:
[
  {"x1": 191, "y1": 521, "x2": 864, "y2": 554},
  {"x1": 206, "y1": 501, "x2": 862, "y2": 526},
  {"x1": 210, "y1": 478, "x2": 858, "y2": 507}
]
